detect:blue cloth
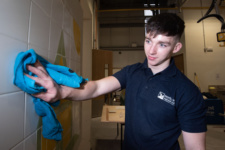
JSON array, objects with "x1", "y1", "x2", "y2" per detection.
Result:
[{"x1": 13, "y1": 49, "x2": 87, "y2": 141}]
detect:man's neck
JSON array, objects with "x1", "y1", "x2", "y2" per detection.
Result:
[{"x1": 149, "y1": 60, "x2": 171, "y2": 75}]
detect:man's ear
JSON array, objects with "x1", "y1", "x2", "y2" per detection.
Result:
[{"x1": 173, "y1": 42, "x2": 182, "y2": 54}]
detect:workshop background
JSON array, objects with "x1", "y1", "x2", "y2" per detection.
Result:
[{"x1": 0, "y1": 0, "x2": 224, "y2": 150}]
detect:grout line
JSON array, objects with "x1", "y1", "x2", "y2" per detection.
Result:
[
  {"x1": 0, "y1": 90, "x2": 24, "y2": 96},
  {"x1": 0, "y1": 32, "x2": 27, "y2": 45},
  {"x1": 24, "y1": 93, "x2": 27, "y2": 138},
  {"x1": 27, "y1": 1, "x2": 32, "y2": 49}
]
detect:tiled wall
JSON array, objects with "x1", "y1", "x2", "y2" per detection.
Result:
[{"x1": 0, "y1": 0, "x2": 83, "y2": 149}]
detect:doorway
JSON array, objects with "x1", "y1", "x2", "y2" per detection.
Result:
[{"x1": 92, "y1": 49, "x2": 113, "y2": 118}]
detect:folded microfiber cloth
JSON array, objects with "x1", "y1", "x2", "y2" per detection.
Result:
[{"x1": 13, "y1": 49, "x2": 88, "y2": 141}]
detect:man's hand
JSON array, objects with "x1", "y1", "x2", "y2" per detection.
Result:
[{"x1": 26, "y1": 60, "x2": 63, "y2": 103}]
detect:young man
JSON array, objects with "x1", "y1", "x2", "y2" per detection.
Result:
[{"x1": 27, "y1": 13, "x2": 207, "y2": 150}]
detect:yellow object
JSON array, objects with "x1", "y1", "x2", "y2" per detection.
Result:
[
  {"x1": 194, "y1": 72, "x2": 201, "y2": 91},
  {"x1": 209, "y1": 86, "x2": 216, "y2": 90},
  {"x1": 101, "y1": 105, "x2": 125, "y2": 123},
  {"x1": 217, "y1": 32, "x2": 225, "y2": 42},
  {"x1": 219, "y1": 41, "x2": 225, "y2": 47},
  {"x1": 73, "y1": 20, "x2": 81, "y2": 55}
]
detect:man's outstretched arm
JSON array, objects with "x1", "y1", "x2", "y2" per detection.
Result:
[{"x1": 26, "y1": 60, "x2": 121, "y2": 103}]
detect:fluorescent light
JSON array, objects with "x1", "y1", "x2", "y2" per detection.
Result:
[
  {"x1": 143, "y1": 3, "x2": 160, "y2": 17},
  {"x1": 144, "y1": 10, "x2": 153, "y2": 16}
]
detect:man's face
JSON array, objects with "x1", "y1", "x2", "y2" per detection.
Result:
[{"x1": 144, "y1": 32, "x2": 182, "y2": 72}]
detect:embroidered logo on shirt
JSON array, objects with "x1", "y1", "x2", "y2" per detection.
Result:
[{"x1": 157, "y1": 92, "x2": 175, "y2": 106}]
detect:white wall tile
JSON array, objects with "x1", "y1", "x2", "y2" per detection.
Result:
[
  {"x1": 11, "y1": 141, "x2": 24, "y2": 150},
  {"x1": 24, "y1": 131, "x2": 37, "y2": 150},
  {"x1": 68, "y1": 0, "x2": 83, "y2": 28},
  {"x1": 0, "y1": 35, "x2": 28, "y2": 94},
  {"x1": 71, "y1": 37, "x2": 80, "y2": 61},
  {"x1": 70, "y1": 60, "x2": 81, "y2": 75},
  {"x1": 76, "y1": 62, "x2": 81, "y2": 75},
  {"x1": 32, "y1": 0, "x2": 52, "y2": 16},
  {"x1": 0, "y1": 1, "x2": 83, "y2": 150},
  {"x1": 28, "y1": 44, "x2": 49, "y2": 61},
  {"x1": 72, "y1": 102, "x2": 81, "y2": 135},
  {"x1": 70, "y1": 59, "x2": 81, "y2": 76},
  {"x1": 51, "y1": 0, "x2": 64, "y2": 27},
  {"x1": 29, "y1": 2, "x2": 50, "y2": 51},
  {"x1": 63, "y1": 8, "x2": 73, "y2": 36},
  {"x1": 48, "y1": 52, "x2": 57, "y2": 64},
  {"x1": 64, "y1": 32, "x2": 71, "y2": 59},
  {"x1": 49, "y1": 22, "x2": 62, "y2": 54},
  {"x1": 69, "y1": 59, "x2": 76, "y2": 72},
  {"x1": 0, "y1": 0, "x2": 31, "y2": 42},
  {"x1": 24, "y1": 94, "x2": 40, "y2": 138},
  {"x1": 0, "y1": 92, "x2": 25, "y2": 150}
]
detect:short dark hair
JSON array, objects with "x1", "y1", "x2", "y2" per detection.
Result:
[{"x1": 146, "y1": 13, "x2": 185, "y2": 39}]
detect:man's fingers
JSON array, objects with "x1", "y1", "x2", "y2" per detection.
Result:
[
  {"x1": 25, "y1": 60, "x2": 60, "y2": 103},
  {"x1": 24, "y1": 73, "x2": 50, "y2": 89},
  {"x1": 26, "y1": 64, "x2": 48, "y2": 78},
  {"x1": 34, "y1": 60, "x2": 47, "y2": 73}
]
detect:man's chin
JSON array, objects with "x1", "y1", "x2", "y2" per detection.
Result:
[{"x1": 147, "y1": 62, "x2": 159, "y2": 68}]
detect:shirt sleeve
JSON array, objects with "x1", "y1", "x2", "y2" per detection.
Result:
[
  {"x1": 177, "y1": 84, "x2": 207, "y2": 133},
  {"x1": 113, "y1": 62, "x2": 143, "y2": 90},
  {"x1": 112, "y1": 67, "x2": 128, "y2": 90}
]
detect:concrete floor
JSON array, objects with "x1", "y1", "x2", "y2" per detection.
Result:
[{"x1": 91, "y1": 117, "x2": 225, "y2": 150}]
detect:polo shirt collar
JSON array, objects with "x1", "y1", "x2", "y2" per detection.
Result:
[
  {"x1": 162, "y1": 58, "x2": 177, "y2": 77},
  {"x1": 142, "y1": 58, "x2": 177, "y2": 78}
]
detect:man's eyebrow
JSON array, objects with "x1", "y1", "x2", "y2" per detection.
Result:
[{"x1": 158, "y1": 41, "x2": 171, "y2": 45}]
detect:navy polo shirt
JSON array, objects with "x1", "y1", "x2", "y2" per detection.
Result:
[{"x1": 113, "y1": 58, "x2": 207, "y2": 150}]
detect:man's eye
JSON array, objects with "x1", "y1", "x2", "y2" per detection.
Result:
[
  {"x1": 146, "y1": 40, "x2": 151, "y2": 43},
  {"x1": 160, "y1": 43, "x2": 167, "y2": 47}
]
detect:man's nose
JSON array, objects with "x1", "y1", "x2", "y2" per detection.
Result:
[{"x1": 149, "y1": 45, "x2": 157, "y2": 54}]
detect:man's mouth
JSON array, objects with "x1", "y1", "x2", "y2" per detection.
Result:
[{"x1": 148, "y1": 56, "x2": 157, "y2": 60}]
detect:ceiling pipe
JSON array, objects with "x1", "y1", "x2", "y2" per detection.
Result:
[
  {"x1": 97, "y1": 6, "x2": 225, "y2": 12},
  {"x1": 97, "y1": 7, "x2": 178, "y2": 12}
]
